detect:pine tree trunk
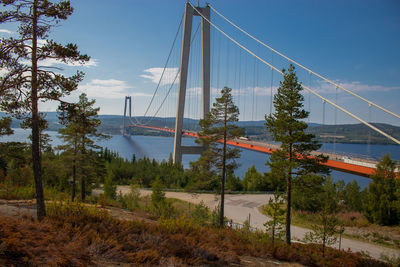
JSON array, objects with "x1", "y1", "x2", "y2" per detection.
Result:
[
  {"x1": 72, "y1": 153, "x2": 76, "y2": 201},
  {"x1": 220, "y1": 133, "x2": 227, "y2": 228},
  {"x1": 31, "y1": 0, "x2": 46, "y2": 220},
  {"x1": 220, "y1": 108, "x2": 228, "y2": 228},
  {"x1": 81, "y1": 139, "x2": 86, "y2": 202},
  {"x1": 81, "y1": 175, "x2": 85, "y2": 202},
  {"x1": 272, "y1": 220, "x2": 275, "y2": 245},
  {"x1": 286, "y1": 143, "x2": 292, "y2": 245}
]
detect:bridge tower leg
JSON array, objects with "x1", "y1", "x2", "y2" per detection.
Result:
[
  {"x1": 173, "y1": 3, "x2": 210, "y2": 164},
  {"x1": 123, "y1": 96, "x2": 132, "y2": 136}
]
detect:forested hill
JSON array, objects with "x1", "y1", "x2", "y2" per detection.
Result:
[{"x1": 2, "y1": 112, "x2": 400, "y2": 145}]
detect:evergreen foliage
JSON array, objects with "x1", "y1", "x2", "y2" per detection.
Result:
[
  {"x1": 195, "y1": 86, "x2": 244, "y2": 227},
  {"x1": 242, "y1": 165, "x2": 266, "y2": 191},
  {"x1": 57, "y1": 93, "x2": 108, "y2": 201},
  {"x1": 364, "y1": 154, "x2": 399, "y2": 225},
  {"x1": 225, "y1": 171, "x2": 242, "y2": 191},
  {"x1": 0, "y1": 0, "x2": 89, "y2": 219},
  {"x1": 265, "y1": 64, "x2": 329, "y2": 244},
  {"x1": 189, "y1": 201, "x2": 211, "y2": 226},
  {"x1": 264, "y1": 191, "x2": 285, "y2": 245},
  {"x1": 150, "y1": 176, "x2": 174, "y2": 218},
  {"x1": 104, "y1": 170, "x2": 117, "y2": 200},
  {"x1": 0, "y1": 116, "x2": 13, "y2": 136},
  {"x1": 100, "y1": 149, "x2": 188, "y2": 189},
  {"x1": 343, "y1": 180, "x2": 363, "y2": 212},
  {"x1": 304, "y1": 178, "x2": 341, "y2": 256},
  {"x1": 292, "y1": 174, "x2": 325, "y2": 212}
]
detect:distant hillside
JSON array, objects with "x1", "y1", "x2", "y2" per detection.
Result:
[
  {"x1": 2, "y1": 112, "x2": 399, "y2": 144},
  {"x1": 307, "y1": 123, "x2": 400, "y2": 145}
]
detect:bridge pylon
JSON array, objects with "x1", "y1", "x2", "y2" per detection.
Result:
[
  {"x1": 173, "y1": 3, "x2": 211, "y2": 164},
  {"x1": 123, "y1": 96, "x2": 132, "y2": 136}
]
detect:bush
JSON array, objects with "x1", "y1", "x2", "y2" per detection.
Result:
[
  {"x1": 189, "y1": 201, "x2": 211, "y2": 226},
  {"x1": 104, "y1": 173, "x2": 117, "y2": 200},
  {"x1": 119, "y1": 183, "x2": 141, "y2": 210},
  {"x1": 211, "y1": 205, "x2": 228, "y2": 228}
]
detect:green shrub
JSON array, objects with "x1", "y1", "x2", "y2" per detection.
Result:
[
  {"x1": 104, "y1": 173, "x2": 117, "y2": 200},
  {"x1": 119, "y1": 183, "x2": 141, "y2": 211},
  {"x1": 189, "y1": 201, "x2": 210, "y2": 226},
  {"x1": 158, "y1": 216, "x2": 198, "y2": 234}
]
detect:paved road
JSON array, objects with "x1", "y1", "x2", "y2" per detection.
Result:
[{"x1": 116, "y1": 187, "x2": 400, "y2": 260}]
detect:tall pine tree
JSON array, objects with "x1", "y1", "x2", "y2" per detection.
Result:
[
  {"x1": 265, "y1": 65, "x2": 328, "y2": 244},
  {"x1": 0, "y1": 0, "x2": 89, "y2": 219},
  {"x1": 196, "y1": 86, "x2": 244, "y2": 227},
  {"x1": 58, "y1": 93, "x2": 108, "y2": 202},
  {"x1": 365, "y1": 154, "x2": 399, "y2": 225}
]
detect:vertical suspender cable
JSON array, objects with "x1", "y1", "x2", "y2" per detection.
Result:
[
  {"x1": 216, "y1": 29, "x2": 221, "y2": 90},
  {"x1": 251, "y1": 46, "x2": 257, "y2": 121},
  {"x1": 368, "y1": 104, "x2": 372, "y2": 158},
  {"x1": 308, "y1": 72, "x2": 311, "y2": 123},
  {"x1": 226, "y1": 35, "x2": 230, "y2": 86},
  {"x1": 256, "y1": 44, "x2": 259, "y2": 121},
  {"x1": 333, "y1": 86, "x2": 338, "y2": 154},
  {"x1": 269, "y1": 54, "x2": 274, "y2": 117},
  {"x1": 142, "y1": 14, "x2": 183, "y2": 121},
  {"x1": 322, "y1": 100, "x2": 326, "y2": 152},
  {"x1": 190, "y1": 3, "x2": 400, "y2": 145},
  {"x1": 238, "y1": 51, "x2": 242, "y2": 120},
  {"x1": 209, "y1": 4, "x2": 400, "y2": 121},
  {"x1": 243, "y1": 50, "x2": 247, "y2": 121}
]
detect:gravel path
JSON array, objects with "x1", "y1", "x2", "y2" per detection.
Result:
[{"x1": 115, "y1": 187, "x2": 400, "y2": 260}]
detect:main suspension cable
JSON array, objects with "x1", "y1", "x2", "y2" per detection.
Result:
[
  {"x1": 190, "y1": 3, "x2": 400, "y2": 145},
  {"x1": 209, "y1": 4, "x2": 400, "y2": 121},
  {"x1": 142, "y1": 14, "x2": 184, "y2": 119},
  {"x1": 143, "y1": 19, "x2": 202, "y2": 126}
]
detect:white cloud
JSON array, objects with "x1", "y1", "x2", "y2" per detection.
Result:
[
  {"x1": 79, "y1": 79, "x2": 152, "y2": 99},
  {"x1": 314, "y1": 80, "x2": 400, "y2": 94},
  {"x1": 185, "y1": 86, "x2": 278, "y2": 97},
  {"x1": 141, "y1": 67, "x2": 180, "y2": 86},
  {"x1": 0, "y1": 29, "x2": 12, "y2": 34},
  {"x1": 38, "y1": 58, "x2": 98, "y2": 68},
  {"x1": 37, "y1": 39, "x2": 47, "y2": 47},
  {"x1": 230, "y1": 86, "x2": 278, "y2": 96}
]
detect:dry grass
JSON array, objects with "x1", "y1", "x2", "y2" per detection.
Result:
[{"x1": 0, "y1": 201, "x2": 389, "y2": 267}]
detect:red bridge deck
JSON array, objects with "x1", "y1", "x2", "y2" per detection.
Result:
[{"x1": 128, "y1": 125, "x2": 377, "y2": 178}]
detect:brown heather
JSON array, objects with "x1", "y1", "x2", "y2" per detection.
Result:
[{"x1": 0, "y1": 202, "x2": 389, "y2": 266}]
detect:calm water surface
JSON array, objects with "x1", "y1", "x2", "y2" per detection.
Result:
[{"x1": 3, "y1": 129, "x2": 400, "y2": 189}]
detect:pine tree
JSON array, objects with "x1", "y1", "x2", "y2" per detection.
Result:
[
  {"x1": 57, "y1": 93, "x2": 108, "y2": 201},
  {"x1": 365, "y1": 154, "x2": 399, "y2": 225},
  {"x1": 242, "y1": 165, "x2": 265, "y2": 191},
  {"x1": 196, "y1": 86, "x2": 244, "y2": 227},
  {"x1": 304, "y1": 177, "x2": 340, "y2": 256},
  {"x1": 265, "y1": 65, "x2": 328, "y2": 244},
  {"x1": 264, "y1": 191, "x2": 285, "y2": 246},
  {"x1": 0, "y1": 117, "x2": 12, "y2": 136},
  {"x1": 0, "y1": 0, "x2": 89, "y2": 219}
]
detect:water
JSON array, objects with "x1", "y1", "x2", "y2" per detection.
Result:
[{"x1": 3, "y1": 129, "x2": 399, "y2": 189}]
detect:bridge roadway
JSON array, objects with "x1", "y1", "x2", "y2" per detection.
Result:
[{"x1": 128, "y1": 124, "x2": 379, "y2": 177}]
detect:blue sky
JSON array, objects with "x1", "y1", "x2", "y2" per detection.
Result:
[{"x1": 1, "y1": 0, "x2": 400, "y2": 127}]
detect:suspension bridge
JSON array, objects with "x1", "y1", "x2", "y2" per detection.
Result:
[{"x1": 122, "y1": 3, "x2": 399, "y2": 178}]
